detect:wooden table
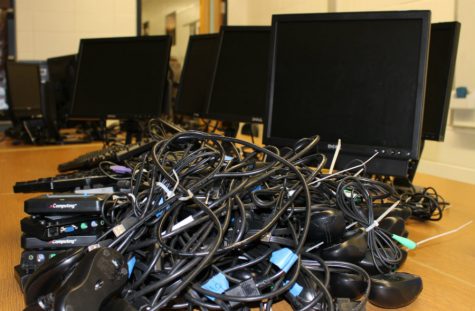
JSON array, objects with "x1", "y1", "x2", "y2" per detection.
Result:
[{"x1": 0, "y1": 141, "x2": 474, "y2": 310}]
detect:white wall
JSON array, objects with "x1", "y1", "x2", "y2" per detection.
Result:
[
  {"x1": 419, "y1": 0, "x2": 475, "y2": 184},
  {"x1": 335, "y1": 0, "x2": 455, "y2": 21},
  {"x1": 15, "y1": 0, "x2": 137, "y2": 61},
  {"x1": 141, "y1": 0, "x2": 199, "y2": 64},
  {"x1": 228, "y1": 0, "x2": 328, "y2": 25}
]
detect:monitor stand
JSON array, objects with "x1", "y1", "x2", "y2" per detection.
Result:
[
  {"x1": 393, "y1": 140, "x2": 425, "y2": 192},
  {"x1": 121, "y1": 119, "x2": 143, "y2": 144},
  {"x1": 222, "y1": 121, "x2": 239, "y2": 138}
]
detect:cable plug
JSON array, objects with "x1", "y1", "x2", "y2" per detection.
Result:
[
  {"x1": 225, "y1": 278, "x2": 260, "y2": 307},
  {"x1": 112, "y1": 217, "x2": 138, "y2": 237}
]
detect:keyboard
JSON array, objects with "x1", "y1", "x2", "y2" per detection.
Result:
[
  {"x1": 13, "y1": 168, "x2": 118, "y2": 193},
  {"x1": 58, "y1": 141, "x2": 155, "y2": 172}
]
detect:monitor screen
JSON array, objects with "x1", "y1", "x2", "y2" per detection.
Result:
[
  {"x1": 206, "y1": 26, "x2": 271, "y2": 123},
  {"x1": 175, "y1": 34, "x2": 220, "y2": 117},
  {"x1": 265, "y1": 11, "x2": 430, "y2": 161},
  {"x1": 6, "y1": 61, "x2": 42, "y2": 118},
  {"x1": 47, "y1": 54, "x2": 77, "y2": 117},
  {"x1": 422, "y1": 22, "x2": 460, "y2": 142},
  {"x1": 71, "y1": 36, "x2": 171, "y2": 119}
]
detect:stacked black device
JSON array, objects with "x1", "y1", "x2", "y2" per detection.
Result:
[{"x1": 15, "y1": 193, "x2": 108, "y2": 290}]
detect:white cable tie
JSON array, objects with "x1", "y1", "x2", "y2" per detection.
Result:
[
  {"x1": 328, "y1": 139, "x2": 341, "y2": 174},
  {"x1": 309, "y1": 152, "x2": 379, "y2": 185},
  {"x1": 161, "y1": 215, "x2": 195, "y2": 235},
  {"x1": 172, "y1": 169, "x2": 180, "y2": 193},
  {"x1": 179, "y1": 189, "x2": 194, "y2": 201},
  {"x1": 366, "y1": 200, "x2": 400, "y2": 232},
  {"x1": 306, "y1": 241, "x2": 324, "y2": 252},
  {"x1": 346, "y1": 222, "x2": 358, "y2": 230},
  {"x1": 354, "y1": 168, "x2": 364, "y2": 177},
  {"x1": 365, "y1": 221, "x2": 379, "y2": 232},
  {"x1": 417, "y1": 220, "x2": 473, "y2": 246},
  {"x1": 156, "y1": 182, "x2": 175, "y2": 199}
]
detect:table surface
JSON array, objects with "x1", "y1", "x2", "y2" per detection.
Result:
[{"x1": 0, "y1": 140, "x2": 474, "y2": 310}]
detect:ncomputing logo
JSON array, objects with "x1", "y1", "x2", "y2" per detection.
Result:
[
  {"x1": 48, "y1": 203, "x2": 77, "y2": 209},
  {"x1": 49, "y1": 239, "x2": 77, "y2": 245},
  {"x1": 327, "y1": 144, "x2": 337, "y2": 150}
]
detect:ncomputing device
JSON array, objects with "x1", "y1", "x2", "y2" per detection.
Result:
[
  {"x1": 24, "y1": 193, "x2": 107, "y2": 215},
  {"x1": 21, "y1": 215, "x2": 105, "y2": 241}
]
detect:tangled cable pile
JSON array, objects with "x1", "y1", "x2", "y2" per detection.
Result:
[{"x1": 83, "y1": 130, "x2": 417, "y2": 310}]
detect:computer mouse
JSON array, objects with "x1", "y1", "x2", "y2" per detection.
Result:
[
  {"x1": 379, "y1": 216, "x2": 406, "y2": 236},
  {"x1": 285, "y1": 275, "x2": 318, "y2": 309},
  {"x1": 369, "y1": 272, "x2": 423, "y2": 308},
  {"x1": 23, "y1": 247, "x2": 85, "y2": 306},
  {"x1": 230, "y1": 269, "x2": 257, "y2": 281},
  {"x1": 358, "y1": 248, "x2": 408, "y2": 275},
  {"x1": 53, "y1": 247, "x2": 128, "y2": 311},
  {"x1": 307, "y1": 208, "x2": 346, "y2": 245},
  {"x1": 321, "y1": 230, "x2": 367, "y2": 263},
  {"x1": 329, "y1": 271, "x2": 367, "y2": 299}
]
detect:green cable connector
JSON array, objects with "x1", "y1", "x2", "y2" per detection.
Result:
[{"x1": 392, "y1": 234, "x2": 417, "y2": 250}]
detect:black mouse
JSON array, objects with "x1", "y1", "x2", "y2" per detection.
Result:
[
  {"x1": 23, "y1": 247, "x2": 85, "y2": 306},
  {"x1": 307, "y1": 208, "x2": 346, "y2": 245},
  {"x1": 369, "y1": 272, "x2": 423, "y2": 308},
  {"x1": 53, "y1": 247, "x2": 128, "y2": 311},
  {"x1": 284, "y1": 275, "x2": 318, "y2": 309},
  {"x1": 358, "y1": 248, "x2": 408, "y2": 275},
  {"x1": 329, "y1": 271, "x2": 367, "y2": 299},
  {"x1": 379, "y1": 216, "x2": 406, "y2": 236},
  {"x1": 321, "y1": 230, "x2": 367, "y2": 263}
]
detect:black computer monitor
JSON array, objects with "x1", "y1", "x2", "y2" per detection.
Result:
[
  {"x1": 422, "y1": 22, "x2": 460, "y2": 142},
  {"x1": 206, "y1": 26, "x2": 271, "y2": 123},
  {"x1": 46, "y1": 54, "x2": 77, "y2": 123},
  {"x1": 71, "y1": 36, "x2": 172, "y2": 119},
  {"x1": 265, "y1": 11, "x2": 431, "y2": 175},
  {"x1": 175, "y1": 34, "x2": 220, "y2": 117},
  {"x1": 6, "y1": 61, "x2": 42, "y2": 119}
]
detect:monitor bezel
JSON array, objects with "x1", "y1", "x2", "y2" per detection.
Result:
[
  {"x1": 264, "y1": 11, "x2": 431, "y2": 161},
  {"x1": 175, "y1": 33, "x2": 220, "y2": 118},
  {"x1": 70, "y1": 35, "x2": 172, "y2": 120},
  {"x1": 205, "y1": 26, "x2": 271, "y2": 123},
  {"x1": 422, "y1": 21, "x2": 461, "y2": 142}
]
